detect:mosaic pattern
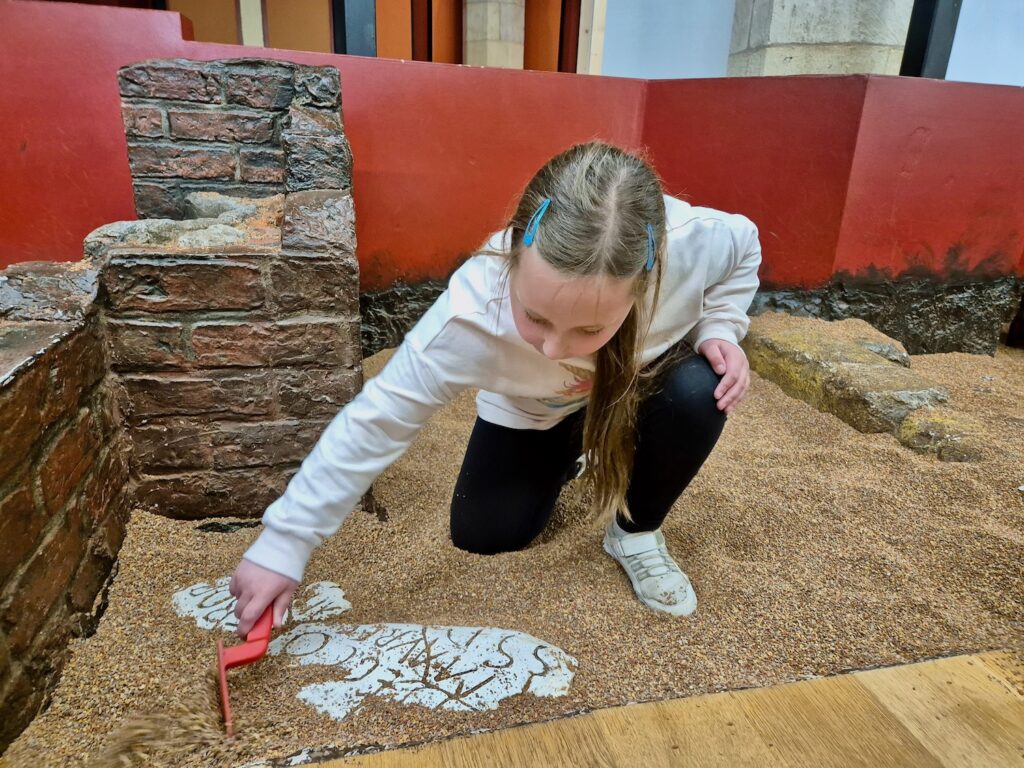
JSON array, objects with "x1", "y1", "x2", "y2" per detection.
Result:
[
  {"x1": 173, "y1": 578, "x2": 578, "y2": 723},
  {"x1": 269, "y1": 622, "x2": 578, "y2": 719},
  {"x1": 171, "y1": 578, "x2": 352, "y2": 632}
]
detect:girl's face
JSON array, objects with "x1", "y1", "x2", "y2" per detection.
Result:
[{"x1": 509, "y1": 243, "x2": 636, "y2": 360}]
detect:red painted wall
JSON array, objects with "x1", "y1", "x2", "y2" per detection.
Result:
[
  {"x1": 3, "y1": 0, "x2": 1024, "y2": 289},
  {"x1": 644, "y1": 76, "x2": 868, "y2": 288},
  {"x1": 836, "y1": 76, "x2": 1024, "y2": 280}
]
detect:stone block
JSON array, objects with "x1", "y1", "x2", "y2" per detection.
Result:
[
  {"x1": 225, "y1": 64, "x2": 295, "y2": 109},
  {"x1": 293, "y1": 66, "x2": 340, "y2": 108},
  {"x1": 38, "y1": 408, "x2": 101, "y2": 515},
  {"x1": 284, "y1": 105, "x2": 343, "y2": 136},
  {"x1": 133, "y1": 181, "x2": 181, "y2": 219},
  {"x1": 102, "y1": 257, "x2": 264, "y2": 313},
  {"x1": 0, "y1": 264, "x2": 97, "y2": 323},
  {"x1": 135, "y1": 467, "x2": 295, "y2": 519},
  {"x1": 190, "y1": 317, "x2": 360, "y2": 369},
  {"x1": 896, "y1": 408, "x2": 985, "y2": 463},
  {"x1": 119, "y1": 61, "x2": 222, "y2": 102},
  {"x1": 281, "y1": 133, "x2": 352, "y2": 192},
  {"x1": 2, "y1": 505, "x2": 83, "y2": 655},
  {"x1": 269, "y1": 254, "x2": 359, "y2": 314},
  {"x1": 281, "y1": 190, "x2": 356, "y2": 253},
  {"x1": 121, "y1": 105, "x2": 164, "y2": 138},
  {"x1": 118, "y1": 369, "x2": 274, "y2": 424},
  {"x1": 0, "y1": 354, "x2": 47, "y2": 477},
  {"x1": 239, "y1": 147, "x2": 286, "y2": 183},
  {"x1": 127, "y1": 143, "x2": 236, "y2": 180},
  {"x1": 105, "y1": 319, "x2": 188, "y2": 371},
  {"x1": 0, "y1": 666, "x2": 44, "y2": 753},
  {"x1": 742, "y1": 313, "x2": 948, "y2": 434},
  {"x1": 40, "y1": 324, "x2": 106, "y2": 426},
  {"x1": 277, "y1": 367, "x2": 363, "y2": 419},
  {"x1": 168, "y1": 108, "x2": 275, "y2": 143},
  {"x1": 0, "y1": 483, "x2": 43, "y2": 588},
  {"x1": 76, "y1": 441, "x2": 130, "y2": 527},
  {"x1": 132, "y1": 418, "x2": 324, "y2": 471}
]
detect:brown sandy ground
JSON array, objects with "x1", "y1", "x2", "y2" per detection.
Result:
[{"x1": 6, "y1": 344, "x2": 1022, "y2": 767}]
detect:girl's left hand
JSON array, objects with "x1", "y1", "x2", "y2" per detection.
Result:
[{"x1": 697, "y1": 339, "x2": 750, "y2": 416}]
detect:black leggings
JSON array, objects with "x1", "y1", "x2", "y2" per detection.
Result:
[{"x1": 450, "y1": 350, "x2": 727, "y2": 554}]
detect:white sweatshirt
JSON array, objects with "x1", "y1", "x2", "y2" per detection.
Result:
[{"x1": 244, "y1": 194, "x2": 762, "y2": 582}]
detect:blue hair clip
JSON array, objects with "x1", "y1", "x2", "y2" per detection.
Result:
[
  {"x1": 645, "y1": 223, "x2": 656, "y2": 271},
  {"x1": 523, "y1": 198, "x2": 551, "y2": 247}
]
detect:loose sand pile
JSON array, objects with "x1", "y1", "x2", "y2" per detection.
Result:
[{"x1": 6, "y1": 344, "x2": 1023, "y2": 767}]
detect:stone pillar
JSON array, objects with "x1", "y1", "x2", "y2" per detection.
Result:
[
  {"x1": 464, "y1": 0, "x2": 525, "y2": 69},
  {"x1": 729, "y1": 0, "x2": 914, "y2": 76}
]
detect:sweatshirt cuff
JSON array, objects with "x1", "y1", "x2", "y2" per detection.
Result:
[
  {"x1": 242, "y1": 527, "x2": 315, "y2": 583},
  {"x1": 690, "y1": 321, "x2": 742, "y2": 353}
]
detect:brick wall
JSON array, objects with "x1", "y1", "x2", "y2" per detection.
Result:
[
  {"x1": 121, "y1": 58, "x2": 353, "y2": 219},
  {"x1": 0, "y1": 271, "x2": 132, "y2": 750},
  {"x1": 0, "y1": 58, "x2": 362, "y2": 748},
  {"x1": 88, "y1": 190, "x2": 363, "y2": 518}
]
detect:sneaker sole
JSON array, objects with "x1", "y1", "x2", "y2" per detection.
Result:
[{"x1": 602, "y1": 538, "x2": 698, "y2": 617}]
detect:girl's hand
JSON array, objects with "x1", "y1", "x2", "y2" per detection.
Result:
[
  {"x1": 229, "y1": 558, "x2": 299, "y2": 637},
  {"x1": 698, "y1": 339, "x2": 750, "y2": 416}
]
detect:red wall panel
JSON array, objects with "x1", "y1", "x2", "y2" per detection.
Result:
[
  {"x1": 643, "y1": 77, "x2": 867, "y2": 289},
  {"x1": 835, "y1": 76, "x2": 1024, "y2": 280}
]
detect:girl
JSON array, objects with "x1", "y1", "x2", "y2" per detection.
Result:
[{"x1": 230, "y1": 141, "x2": 761, "y2": 635}]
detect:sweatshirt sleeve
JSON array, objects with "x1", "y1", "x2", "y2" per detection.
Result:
[
  {"x1": 686, "y1": 215, "x2": 762, "y2": 351},
  {"x1": 242, "y1": 316, "x2": 464, "y2": 583}
]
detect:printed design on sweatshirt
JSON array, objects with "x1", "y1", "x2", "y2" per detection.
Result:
[
  {"x1": 173, "y1": 579, "x2": 578, "y2": 720},
  {"x1": 537, "y1": 362, "x2": 593, "y2": 409},
  {"x1": 172, "y1": 578, "x2": 351, "y2": 632}
]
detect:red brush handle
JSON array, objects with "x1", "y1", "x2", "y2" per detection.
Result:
[
  {"x1": 222, "y1": 606, "x2": 274, "y2": 669},
  {"x1": 217, "y1": 605, "x2": 274, "y2": 737}
]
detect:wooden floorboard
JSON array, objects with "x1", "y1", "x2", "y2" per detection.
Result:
[{"x1": 319, "y1": 651, "x2": 1024, "y2": 768}]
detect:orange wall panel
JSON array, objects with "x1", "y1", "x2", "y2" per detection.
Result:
[
  {"x1": 525, "y1": 0, "x2": 561, "y2": 72},
  {"x1": 167, "y1": 0, "x2": 239, "y2": 45},
  {"x1": 432, "y1": 0, "x2": 461, "y2": 64},
  {"x1": 265, "y1": 0, "x2": 333, "y2": 53},
  {"x1": 375, "y1": 0, "x2": 412, "y2": 60}
]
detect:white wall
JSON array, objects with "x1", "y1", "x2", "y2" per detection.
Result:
[
  {"x1": 600, "y1": 0, "x2": 736, "y2": 79},
  {"x1": 946, "y1": 0, "x2": 1024, "y2": 86}
]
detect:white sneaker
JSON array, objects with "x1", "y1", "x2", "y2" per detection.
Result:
[{"x1": 602, "y1": 525, "x2": 697, "y2": 617}]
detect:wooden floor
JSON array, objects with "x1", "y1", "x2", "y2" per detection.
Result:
[{"x1": 324, "y1": 651, "x2": 1024, "y2": 768}]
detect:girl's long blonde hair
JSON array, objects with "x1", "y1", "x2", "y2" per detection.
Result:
[{"x1": 486, "y1": 140, "x2": 671, "y2": 525}]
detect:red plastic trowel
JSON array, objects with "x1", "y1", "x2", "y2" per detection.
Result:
[{"x1": 216, "y1": 605, "x2": 274, "y2": 737}]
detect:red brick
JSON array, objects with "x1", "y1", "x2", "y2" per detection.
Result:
[
  {"x1": 41, "y1": 324, "x2": 106, "y2": 426},
  {"x1": 191, "y1": 318, "x2": 360, "y2": 368},
  {"x1": 127, "y1": 143, "x2": 235, "y2": 180},
  {"x1": 118, "y1": 370, "x2": 274, "y2": 423},
  {"x1": 69, "y1": 515, "x2": 122, "y2": 613},
  {"x1": 133, "y1": 181, "x2": 182, "y2": 218},
  {"x1": 122, "y1": 105, "x2": 164, "y2": 138},
  {"x1": 38, "y1": 409, "x2": 101, "y2": 515},
  {"x1": 0, "y1": 364, "x2": 46, "y2": 477},
  {"x1": 135, "y1": 467, "x2": 294, "y2": 519},
  {"x1": 0, "y1": 483, "x2": 44, "y2": 588},
  {"x1": 105, "y1": 319, "x2": 188, "y2": 371},
  {"x1": 281, "y1": 190, "x2": 356, "y2": 253},
  {"x1": 76, "y1": 441, "x2": 130, "y2": 527},
  {"x1": 270, "y1": 254, "x2": 358, "y2": 314},
  {"x1": 2, "y1": 505, "x2": 83, "y2": 655},
  {"x1": 132, "y1": 418, "x2": 323, "y2": 471},
  {"x1": 119, "y1": 62, "x2": 222, "y2": 102},
  {"x1": 239, "y1": 147, "x2": 285, "y2": 183},
  {"x1": 102, "y1": 258, "x2": 264, "y2": 313},
  {"x1": 276, "y1": 367, "x2": 362, "y2": 419},
  {"x1": 224, "y1": 65, "x2": 294, "y2": 109},
  {"x1": 168, "y1": 109, "x2": 275, "y2": 143}
]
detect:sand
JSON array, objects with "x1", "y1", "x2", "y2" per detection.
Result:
[{"x1": 6, "y1": 343, "x2": 1023, "y2": 767}]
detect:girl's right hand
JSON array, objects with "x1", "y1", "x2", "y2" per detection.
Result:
[{"x1": 229, "y1": 558, "x2": 299, "y2": 637}]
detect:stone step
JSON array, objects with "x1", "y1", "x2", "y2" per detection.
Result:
[{"x1": 741, "y1": 313, "x2": 982, "y2": 461}]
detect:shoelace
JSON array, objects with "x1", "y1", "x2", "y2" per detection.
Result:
[{"x1": 623, "y1": 544, "x2": 683, "y2": 582}]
